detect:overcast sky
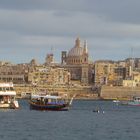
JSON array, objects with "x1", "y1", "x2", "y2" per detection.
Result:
[{"x1": 0, "y1": 0, "x2": 140, "y2": 64}]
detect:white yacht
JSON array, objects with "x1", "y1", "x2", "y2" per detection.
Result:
[{"x1": 0, "y1": 83, "x2": 19, "y2": 109}]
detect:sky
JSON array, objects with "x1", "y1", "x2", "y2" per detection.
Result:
[{"x1": 0, "y1": 0, "x2": 140, "y2": 64}]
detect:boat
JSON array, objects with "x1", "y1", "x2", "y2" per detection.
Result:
[
  {"x1": 0, "y1": 83, "x2": 19, "y2": 109},
  {"x1": 112, "y1": 98, "x2": 120, "y2": 103},
  {"x1": 125, "y1": 96, "x2": 140, "y2": 106},
  {"x1": 29, "y1": 94, "x2": 75, "y2": 111},
  {"x1": 113, "y1": 100, "x2": 120, "y2": 103}
]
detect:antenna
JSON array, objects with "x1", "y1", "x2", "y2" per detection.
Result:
[{"x1": 131, "y1": 47, "x2": 133, "y2": 71}]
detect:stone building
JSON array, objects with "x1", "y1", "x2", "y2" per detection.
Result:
[
  {"x1": 61, "y1": 37, "x2": 92, "y2": 84},
  {"x1": 94, "y1": 61, "x2": 120, "y2": 85},
  {"x1": 28, "y1": 66, "x2": 70, "y2": 85},
  {"x1": 0, "y1": 64, "x2": 29, "y2": 84},
  {"x1": 94, "y1": 60, "x2": 133, "y2": 86},
  {"x1": 44, "y1": 53, "x2": 54, "y2": 66}
]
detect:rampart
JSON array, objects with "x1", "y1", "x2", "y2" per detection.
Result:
[
  {"x1": 14, "y1": 84, "x2": 98, "y2": 99},
  {"x1": 100, "y1": 85, "x2": 140, "y2": 100}
]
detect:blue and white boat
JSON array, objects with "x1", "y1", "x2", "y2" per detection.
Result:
[
  {"x1": 121, "y1": 96, "x2": 140, "y2": 106},
  {"x1": 127, "y1": 96, "x2": 140, "y2": 106},
  {"x1": 29, "y1": 94, "x2": 74, "y2": 111}
]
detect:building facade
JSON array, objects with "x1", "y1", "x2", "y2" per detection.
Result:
[
  {"x1": 0, "y1": 64, "x2": 28, "y2": 84},
  {"x1": 28, "y1": 66, "x2": 71, "y2": 85}
]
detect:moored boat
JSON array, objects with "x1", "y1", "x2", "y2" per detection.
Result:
[
  {"x1": 0, "y1": 83, "x2": 19, "y2": 109},
  {"x1": 112, "y1": 99, "x2": 120, "y2": 103},
  {"x1": 121, "y1": 96, "x2": 140, "y2": 106},
  {"x1": 29, "y1": 94, "x2": 75, "y2": 111}
]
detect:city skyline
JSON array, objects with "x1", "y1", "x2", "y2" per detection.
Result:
[{"x1": 0, "y1": 0, "x2": 140, "y2": 64}]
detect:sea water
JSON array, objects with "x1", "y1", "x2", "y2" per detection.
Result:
[{"x1": 0, "y1": 100, "x2": 140, "y2": 140}]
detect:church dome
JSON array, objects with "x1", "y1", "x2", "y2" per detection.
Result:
[
  {"x1": 68, "y1": 38, "x2": 84, "y2": 57},
  {"x1": 68, "y1": 47, "x2": 84, "y2": 57},
  {"x1": 30, "y1": 59, "x2": 38, "y2": 66},
  {"x1": 66, "y1": 37, "x2": 89, "y2": 65}
]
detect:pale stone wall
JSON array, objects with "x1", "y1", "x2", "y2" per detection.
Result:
[
  {"x1": 15, "y1": 84, "x2": 99, "y2": 99},
  {"x1": 100, "y1": 85, "x2": 140, "y2": 100}
]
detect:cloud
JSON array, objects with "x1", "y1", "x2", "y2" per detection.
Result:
[
  {"x1": 0, "y1": 0, "x2": 140, "y2": 63},
  {"x1": 1, "y1": 0, "x2": 140, "y2": 24},
  {"x1": 1, "y1": 9, "x2": 140, "y2": 38}
]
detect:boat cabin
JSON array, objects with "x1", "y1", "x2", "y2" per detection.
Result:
[
  {"x1": 0, "y1": 83, "x2": 19, "y2": 109},
  {"x1": 133, "y1": 96, "x2": 140, "y2": 102},
  {"x1": 31, "y1": 95, "x2": 66, "y2": 105},
  {"x1": 0, "y1": 86, "x2": 16, "y2": 104}
]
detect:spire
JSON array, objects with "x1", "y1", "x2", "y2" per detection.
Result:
[
  {"x1": 75, "y1": 37, "x2": 80, "y2": 47},
  {"x1": 83, "y1": 40, "x2": 88, "y2": 54}
]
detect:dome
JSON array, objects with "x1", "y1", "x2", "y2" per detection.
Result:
[
  {"x1": 66, "y1": 38, "x2": 89, "y2": 65},
  {"x1": 68, "y1": 47, "x2": 84, "y2": 57},
  {"x1": 68, "y1": 38, "x2": 84, "y2": 57},
  {"x1": 30, "y1": 59, "x2": 38, "y2": 65}
]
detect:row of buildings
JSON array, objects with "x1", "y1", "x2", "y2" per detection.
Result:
[{"x1": 0, "y1": 37, "x2": 140, "y2": 87}]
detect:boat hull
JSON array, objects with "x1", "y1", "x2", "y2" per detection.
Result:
[
  {"x1": 122, "y1": 97, "x2": 140, "y2": 106},
  {"x1": 29, "y1": 101, "x2": 69, "y2": 111},
  {"x1": 0, "y1": 103, "x2": 19, "y2": 109},
  {"x1": 121, "y1": 101, "x2": 140, "y2": 106},
  {"x1": 127, "y1": 102, "x2": 140, "y2": 106}
]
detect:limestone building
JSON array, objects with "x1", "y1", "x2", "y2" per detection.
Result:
[
  {"x1": 28, "y1": 66, "x2": 70, "y2": 85},
  {"x1": 45, "y1": 53, "x2": 54, "y2": 66},
  {"x1": 0, "y1": 64, "x2": 28, "y2": 84}
]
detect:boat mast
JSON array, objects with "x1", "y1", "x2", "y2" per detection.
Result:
[{"x1": 69, "y1": 94, "x2": 76, "y2": 106}]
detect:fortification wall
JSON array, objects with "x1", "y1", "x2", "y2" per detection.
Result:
[
  {"x1": 15, "y1": 85, "x2": 98, "y2": 99},
  {"x1": 100, "y1": 86, "x2": 140, "y2": 100}
]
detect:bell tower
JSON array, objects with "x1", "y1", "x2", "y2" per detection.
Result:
[
  {"x1": 61, "y1": 51, "x2": 67, "y2": 64},
  {"x1": 75, "y1": 37, "x2": 80, "y2": 48},
  {"x1": 83, "y1": 40, "x2": 88, "y2": 64},
  {"x1": 81, "y1": 64, "x2": 89, "y2": 84}
]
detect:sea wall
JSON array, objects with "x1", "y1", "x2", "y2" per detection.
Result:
[
  {"x1": 14, "y1": 85, "x2": 98, "y2": 99},
  {"x1": 100, "y1": 85, "x2": 140, "y2": 100}
]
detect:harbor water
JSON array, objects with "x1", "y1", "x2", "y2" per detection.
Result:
[{"x1": 0, "y1": 100, "x2": 140, "y2": 140}]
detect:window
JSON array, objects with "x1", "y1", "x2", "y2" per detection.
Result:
[{"x1": 85, "y1": 58, "x2": 86, "y2": 62}]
